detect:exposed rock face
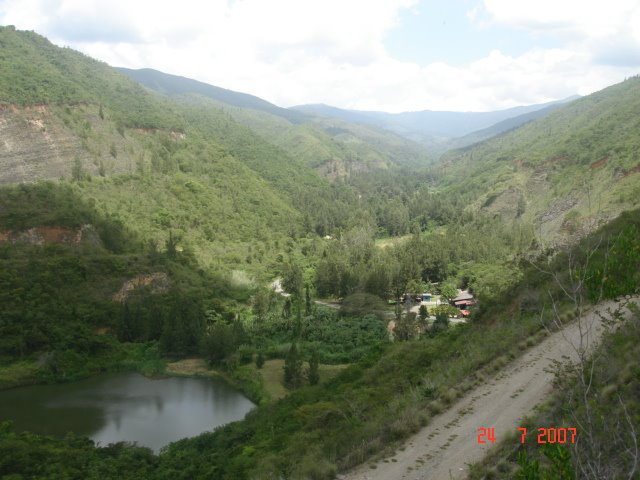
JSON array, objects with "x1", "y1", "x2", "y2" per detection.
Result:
[
  {"x1": 0, "y1": 105, "x2": 88, "y2": 184},
  {"x1": 0, "y1": 104, "x2": 148, "y2": 184},
  {"x1": 481, "y1": 187, "x2": 525, "y2": 220},
  {"x1": 538, "y1": 196, "x2": 579, "y2": 224},
  {"x1": 112, "y1": 272, "x2": 170, "y2": 302},
  {"x1": 0, "y1": 224, "x2": 101, "y2": 246}
]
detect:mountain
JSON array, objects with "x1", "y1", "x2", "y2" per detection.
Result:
[
  {"x1": 116, "y1": 67, "x2": 308, "y2": 124},
  {"x1": 118, "y1": 67, "x2": 433, "y2": 174},
  {"x1": 439, "y1": 101, "x2": 573, "y2": 153},
  {"x1": 437, "y1": 76, "x2": 640, "y2": 243},
  {"x1": 292, "y1": 97, "x2": 579, "y2": 147},
  {"x1": 0, "y1": 26, "x2": 328, "y2": 269}
]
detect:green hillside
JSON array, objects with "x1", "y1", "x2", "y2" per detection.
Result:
[
  {"x1": 0, "y1": 183, "x2": 249, "y2": 387},
  {"x1": 116, "y1": 67, "x2": 308, "y2": 124},
  {"x1": 119, "y1": 68, "x2": 432, "y2": 175},
  {"x1": 437, "y1": 76, "x2": 640, "y2": 243},
  {"x1": 1, "y1": 24, "x2": 640, "y2": 480},
  {"x1": 0, "y1": 26, "x2": 346, "y2": 269}
]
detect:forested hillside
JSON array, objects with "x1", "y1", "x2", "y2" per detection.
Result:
[
  {"x1": 1, "y1": 24, "x2": 640, "y2": 480},
  {"x1": 436, "y1": 76, "x2": 640, "y2": 244},
  {"x1": 119, "y1": 67, "x2": 432, "y2": 176}
]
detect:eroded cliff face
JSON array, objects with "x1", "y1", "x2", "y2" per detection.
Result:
[
  {"x1": 0, "y1": 224, "x2": 101, "y2": 246},
  {"x1": 0, "y1": 105, "x2": 86, "y2": 183},
  {"x1": 0, "y1": 104, "x2": 154, "y2": 184},
  {"x1": 112, "y1": 272, "x2": 170, "y2": 302}
]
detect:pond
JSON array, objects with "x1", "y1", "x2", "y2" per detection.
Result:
[{"x1": 0, "y1": 372, "x2": 255, "y2": 452}]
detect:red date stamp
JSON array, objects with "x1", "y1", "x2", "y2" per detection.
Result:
[
  {"x1": 476, "y1": 427, "x2": 497, "y2": 444},
  {"x1": 477, "y1": 427, "x2": 577, "y2": 445},
  {"x1": 519, "y1": 427, "x2": 577, "y2": 444}
]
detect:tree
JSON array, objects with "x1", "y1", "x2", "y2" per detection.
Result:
[
  {"x1": 395, "y1": 312, "x2": 417, "y2": 341},
  {"x1": 439, "y1": 282, "x2": 457, "y2": 302},
  {"x1": 307, "y1": 350, "x2": 320, "y2": 385},
  {"x1": 431, "y1": 312, "x2": 449, "y2": 335},
  {"x1": 253, "y1": 287, "x2": 275, "y2": 323},
  {"x1": 283, "y1": 342, "x2": 303, "y2": 389},
  {"x1": 71, "y1": 157, "x2": 84, "y2": 181},
  {"x1": 201, "y1": 323, "x2": 234, "y2": 365},
  {"x1": 282, "y1": 297, "x2": 292, "y2": 318},
  {"x1": 418, "y1": 304, "x2": 429, "y2": 321},
  {"x1": 165, "y1": 231, "x2": 178, "y2": 258},
  {"x1": 255, "y1": 351, "x2": 265, "y2": 369},
  {"x1": 304, "y1": 284, "x2": 312, "y2": 316},
  {"x1": 406, "y1": 278, "x2": 424, "y2": 295},
  {"x1": 282, "y1": 262, "x2": 303, "y2": 299}
]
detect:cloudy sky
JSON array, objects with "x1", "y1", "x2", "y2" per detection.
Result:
[{"x1": 1, "y1": 0, "x2": 639, "y2": 112}]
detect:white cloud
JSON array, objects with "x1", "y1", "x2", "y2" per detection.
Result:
[
  {"x1": 1, "y1": 0, "x2": 639, "y2": 112},
  {"x1": 480, "y1": 0, "x2": 639, "y2": 39}
]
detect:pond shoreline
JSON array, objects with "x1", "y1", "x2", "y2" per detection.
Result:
[
  {"x1": 0, "y1": 353, "x2": 266, "y2": 407},
  {"x1": 0, "y1": 370, "x2": 256, "y2": 453}
]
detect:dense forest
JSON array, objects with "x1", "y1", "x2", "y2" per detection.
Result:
[{"x1": 1, "y1": 26, "x2": 639, "y2": 480}]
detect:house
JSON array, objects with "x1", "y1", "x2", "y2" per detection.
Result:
[{"x1": 450, "y1": 290, "x2": 476, "y2": 312}]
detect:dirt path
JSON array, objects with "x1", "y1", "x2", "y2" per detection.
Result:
[{"x1": 342, "y1": 298, "x2": 637, "y2": 480}]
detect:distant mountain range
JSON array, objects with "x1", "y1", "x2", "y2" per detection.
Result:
[
  {"x1": 291, "y1": 97, "x2": 579, "y2": 147},
  {"x1": 117, "y1": 67, "x2": 578, "y2": 155}
]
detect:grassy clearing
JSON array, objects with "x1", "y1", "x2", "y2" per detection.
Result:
[
  {"x1": 253, "y1": 359, "x2": 288, "y2": 400},
  {"x1": 165, "y1": 358, "x2": 212, "y2": 376},
  {"x1": 247, "y1": 359, "x2": 350, "y2": 401},
  {"x1": 374, "y1": 234, "x2": 412, "y2": 249},
  {"x1": 0, "y1": 361, "x2": 40, "y2": 389}
]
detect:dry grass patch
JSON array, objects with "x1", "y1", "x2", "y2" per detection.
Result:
[{"x1": 165, "y1": 358, "x2": 214, "y2": 376}]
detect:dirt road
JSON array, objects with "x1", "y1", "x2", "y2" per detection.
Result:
[{"x1": 342, "y1": 298, "x2": 637, "y2": 480}]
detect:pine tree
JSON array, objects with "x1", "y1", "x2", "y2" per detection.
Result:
[
  {"x1": 307, "y1": 351, "x2": 320, "y2": 385},
  {"x1": 305, "y1": 284, "x2": 312, "y2": 316},
  {"x1": 283, "y1": 342, "x2": 303, "y2": 388},
  {"x1": 255, "y1": 351, "x2": 265, "y2": 369}
]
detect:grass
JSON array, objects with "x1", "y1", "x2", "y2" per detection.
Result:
[
  {"x1": 164, "y1": 358, "x2": 212, "y2": 376},
  {"x1": 247, "y1": 359, "x2": 350, "y2": 401},
  {"x1": 253, "y1": 359, "x2": 288, "y2": 400},
  {"x1": 374, "y1": 234, "x2": 412, "y2": 249},
  {"x1": 0, "y1": 360, "x2": 40, "y2": 389}
]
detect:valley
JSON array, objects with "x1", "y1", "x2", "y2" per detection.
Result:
[{"x1": 0, "y1": 24, "x2": 639, "y2": 480}]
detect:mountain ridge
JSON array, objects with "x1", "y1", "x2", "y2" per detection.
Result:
[{"x1": 292, "y1": 96, "x2": 579, "y2": 144}]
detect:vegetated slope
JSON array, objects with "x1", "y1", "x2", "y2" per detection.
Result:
[
  {"x1": 117, "y1": 67, "x2": 308, "y2": 124},
  {"x1": 0, "y1": 183, "x2": 247, "y2": 387},
  {"x1": 2, "y1": 205, "x2": 636, "y2": 480},
  {"x1": 0, "y1": 26, "x2": 355, "y2": 268},
  {"x1": 291, "y1": 98, "x2": 577, "y2": 147},
  {"x1": 469, "y1": 301, "x2": 640, "y2": 479},
  {"x1": 437, "y1": 76, "x2": 640, "y2": 245},
  {"x1": 440, "y1": 101, "x2": 572, "y2": 153},
  {"x1": 119, "y1": 67, "x2": 432, "y2": 175},
  {"x1": 0, "y1": 27, "x2": 183, "y2": 130},
  {"x1": 345, "y1": 297, "x2": 632, "y2": 480}
]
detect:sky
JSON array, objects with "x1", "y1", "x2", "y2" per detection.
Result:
[{"x1": 1, "y1": 0, "x2": 639, "y2": 112}]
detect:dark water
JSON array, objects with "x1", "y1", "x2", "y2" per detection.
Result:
[{"x1": 0, "y1": 372, "x2": 255, "y2": 452}]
